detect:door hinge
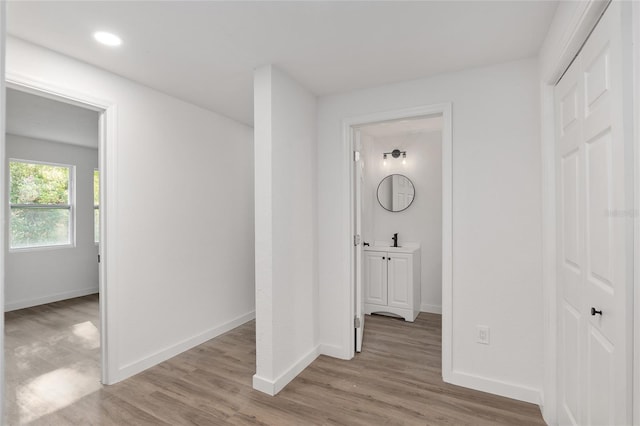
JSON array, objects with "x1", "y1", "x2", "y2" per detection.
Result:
[
  {"x1": 354, "y1": 234, "x2": 361, "y2": 246},
  {"x1": 353, "y1": 151, "x2": 360, "y2": 162},
  {"x1": 98, "y1": 254, "x2": 101, "y2": 263},
  {"x1": 354, "y1": 316, "x2": 361, "y2": 328}
]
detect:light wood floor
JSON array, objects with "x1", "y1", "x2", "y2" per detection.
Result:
[{"x1": 5, "y1": 295, "x2": 545, "y2": 425}]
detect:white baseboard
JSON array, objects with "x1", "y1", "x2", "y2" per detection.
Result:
[
  {"x1": 252, "y1": 374, "x2": 275, "y2": 395},
  {"x1": 541, "y1": 393, "x2": 556, "y2": 426},
  {"x1": 114, "y1": 310, "x2": 255, "y2": 383},
  {"x1": 5, "y1": 287, "x2": 99, "y2": 312},
  {"x1": 446, "y1": 370, "x2": 541, "y2": 405},
  {"x1": 253, "y1": 345, "x2": 320, "y2": 396},
  {"x1": 420, "y1": 303, "x2": 442, "y2": 314},
  {"x1": 319, "y1": 343, "x2": 349, "y2": 360}
]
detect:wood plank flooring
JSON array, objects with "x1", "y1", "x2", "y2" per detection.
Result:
[{"x1": 5, "y1": 296, "x2": 545, "y2": 425}]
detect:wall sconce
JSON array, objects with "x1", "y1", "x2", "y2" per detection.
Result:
[{"x1": 383, "y1": 149, "x2": 407, "y2": 165}]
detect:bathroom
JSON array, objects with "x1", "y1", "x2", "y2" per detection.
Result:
[{"x1": 356, "y1": 113, "x2": 443, "y2": 349}]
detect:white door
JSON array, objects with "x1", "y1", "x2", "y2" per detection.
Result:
[
  {"x1": 555, "y1": 3, "x2": 632, "y2": 425},
  {"x1": 392, "y1": 174, "x2": 414, "y2": 211},
  {"x1": 387, "y1": 253, "x2": 411, "y2": 310},
  {"x1": 354, "y1": 133, "x2": 365, "y2": 352},
  {"x1": 364, "y1": 251, "x2": 387, "y2": 306}
]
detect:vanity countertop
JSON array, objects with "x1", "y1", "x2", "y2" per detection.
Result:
[{"x1": 364, "y1": 244, "x2": 420, "y2": 254}]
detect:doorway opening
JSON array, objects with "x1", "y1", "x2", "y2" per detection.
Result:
[
  {"x1": 345, "y1": 103, "x2": 453, "y2": 379},
  {"x1": 3, "y1": 83, "x2": 109, "y2": 424}
]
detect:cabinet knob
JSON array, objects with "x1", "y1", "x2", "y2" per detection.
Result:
[
  {"x1": 382, "y1": 256, "x2": 386, "y2": 260},
  {"x1": 591, "y1": 307, "x2": 602, "y2": 316}
]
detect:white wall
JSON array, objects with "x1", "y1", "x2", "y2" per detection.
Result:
[
  {"x1": 317, "y1": 57, "x2": 543, "y2": 403},
  {"x1": 6, "y1": 88, "x2": 99, "y2": 148},
  {"x1": 361, "y1": 131, "x2": 442, "y2": 313},
  {"x1": 6, "y1": 37, "x2": 255, "y2": 383},
  {"x1": 253, "y1": 65, "x2": 318, "y2": 395},
  {"x1": 4, "y1": 134, "x2": 98, "y2": 310}
]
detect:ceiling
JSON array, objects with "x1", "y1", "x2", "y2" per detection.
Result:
[
  {"x1": 6, "y1": 88, "x2": 99, "y2": 148},
  {"x1": 359, "y1": 115, "x2": 443, "y2": 139},
  {"x1": 7, "y1": 1, "x2": 558, "y2": 126}
]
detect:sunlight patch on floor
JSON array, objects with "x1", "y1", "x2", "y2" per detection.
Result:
[
  {"x1": 16, "y1": 361, "x2": 101, "y2": 424},
  {"x1": 71, "y1": 321, "x2": 100, "y2": 350}
]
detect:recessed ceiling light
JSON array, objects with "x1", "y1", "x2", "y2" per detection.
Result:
[{"x1": 93, "y1": 31, "x2": 122, "y2": 47}]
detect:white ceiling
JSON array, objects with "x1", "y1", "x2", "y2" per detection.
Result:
[
  {"x1": 359, "y1": 115, "x2": 443, "y2": 139},
  {"x1": 7, "y1": 1, "x2": 558, "y2": 126},
  {"x1": 6, "y1": 88, "x2": 99, "y2": 148}
]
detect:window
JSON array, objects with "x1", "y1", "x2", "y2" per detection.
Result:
[
  {"x1": 94, "y1": 169, "x2": 100, "y2": 243},
  {"x1": 9, "y1": 160, "x2": 74, "y2": 249}
]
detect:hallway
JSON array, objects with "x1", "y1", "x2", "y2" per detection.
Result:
[{"x1": 5, "y1": 299, "x2": 543, "y2": 424}]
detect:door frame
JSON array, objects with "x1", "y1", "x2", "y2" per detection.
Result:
[
  {"x1": 633, "y1": 2, "x2": 640, "y2": 422},
  {"x1": 4, "y1": 70, "x2": 118, "y2": 385},
  {"x1": 342, "y1": 103, "x2": 453, "y2": 377},
  {"x1": 539, "y1": 0, "x2": 637, "y2": 423}
]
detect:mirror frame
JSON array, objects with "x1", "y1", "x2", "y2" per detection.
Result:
[{"x1": 376, "y1": 173, "x2": 415, "y2": 213}]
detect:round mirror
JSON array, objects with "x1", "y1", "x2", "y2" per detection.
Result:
[{"x1": 377, "y1": 174, "x2": 415, "y2": 212}]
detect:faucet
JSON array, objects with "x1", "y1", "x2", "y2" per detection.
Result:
[{"x1": 392, "y1": 233, "x2": 398, "y2": 247}]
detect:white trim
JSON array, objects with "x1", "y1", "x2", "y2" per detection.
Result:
[
  {"x1": 540, "y1": 82, "x2": 558, "y2": 425},
  {"x1": 0, "y1": 6, "x2": 8, "y2": 420},
  {"x1": 4, "y1": 287, "x2": 98, "y2": 312},
  {"x1": 4, "y1": 71, "x2": 118, "y2": 385},
  {"x1": 117, "y1": 311, "x2": 255, "y2": 384},
  {"x1": 541, "y1": 0, "x2": 610, "y2": 85},
  {"x1": 420, "y1": 304, "x2": 442, "y2": 314},
  {"x1": 252, "y1": 345, "x2": 320, "y2": 396},
  {"x1": 342, "y1": 103, "x2": 453, "y2": 384},
  {"x1": 319, "y1": 343, "x2": 347, "y2": 359},
  {"x1": 251, "y1": 374, "x2": 275, "y2": 395},
  {"x1": 448, "y1": 370, "x2": 541, "y2": 405},
  {"x1": 633, "y1": 2, "x2": 640, "y2": 423}
]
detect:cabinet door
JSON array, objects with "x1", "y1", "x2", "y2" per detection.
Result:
[
  {"x1": 387, "y1": 253, "x2": 412, "y2": 309},
  {"x1": 364, "y1": 251, "x2": 387, "y2": 305}
]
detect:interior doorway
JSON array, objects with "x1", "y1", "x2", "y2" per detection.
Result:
[
  {"x1": 3, "y1": 83, "x2": 109, "y2": 424},
  {"x1": 345, "y1": 103, "x2": 453, "y2": 378}
]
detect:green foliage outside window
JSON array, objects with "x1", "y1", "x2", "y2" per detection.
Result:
[{"x1": 10, "y1": 161, "x2": 72, "y2": 249}]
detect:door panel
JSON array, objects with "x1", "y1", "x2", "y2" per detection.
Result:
[
  {"x1": 585, "y1": 131, "x2": 612, "y2": 286},
  {"x1": 584, "y1": 45, "x2": 609, "y2": 110},
  {"x1": 387, "y1": 254, "x2": 411, "y2": 309},
  {"x1": 560, "y1": 84, "x2": 578, "y2": 132},
  {"x1": 587, "y1": 325, "x2": 614, "y2": 426},
  {"x1": 580, "y1": 4, "x2": 630, "y2": 423},
  {"x1": 562, "y1": 150, "x2": 580, "y2": 268},
  {"x1": 364, "y1": 252, "x2": 387, "y2": 306},
  {"x1": 562, "y1": 303, "x2": 580, "y2": 425},
  {"x1": 556, "y1": 58, "x2": 585, "y2": 426}
]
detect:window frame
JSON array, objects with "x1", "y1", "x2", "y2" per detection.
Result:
[{"x1": 8, "y1": 158, "x2": 76, "y2": 252}]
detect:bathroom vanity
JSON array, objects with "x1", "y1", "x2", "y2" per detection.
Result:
[{"x1": 363, "y1": 244, "x2": 421, "y2": 322}]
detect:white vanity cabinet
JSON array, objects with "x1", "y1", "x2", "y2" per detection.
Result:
[{"x1": 363, "y1": 246, "x2": 420, "y2": 322}]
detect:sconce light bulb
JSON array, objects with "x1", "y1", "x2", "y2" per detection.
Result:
[{"x1": 402, "y1": 158, "x2": 406, "y2": 165}]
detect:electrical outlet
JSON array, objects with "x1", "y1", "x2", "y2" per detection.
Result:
[{"x1": 477, "y1": 325, "x2": 490, "y2": 345}]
